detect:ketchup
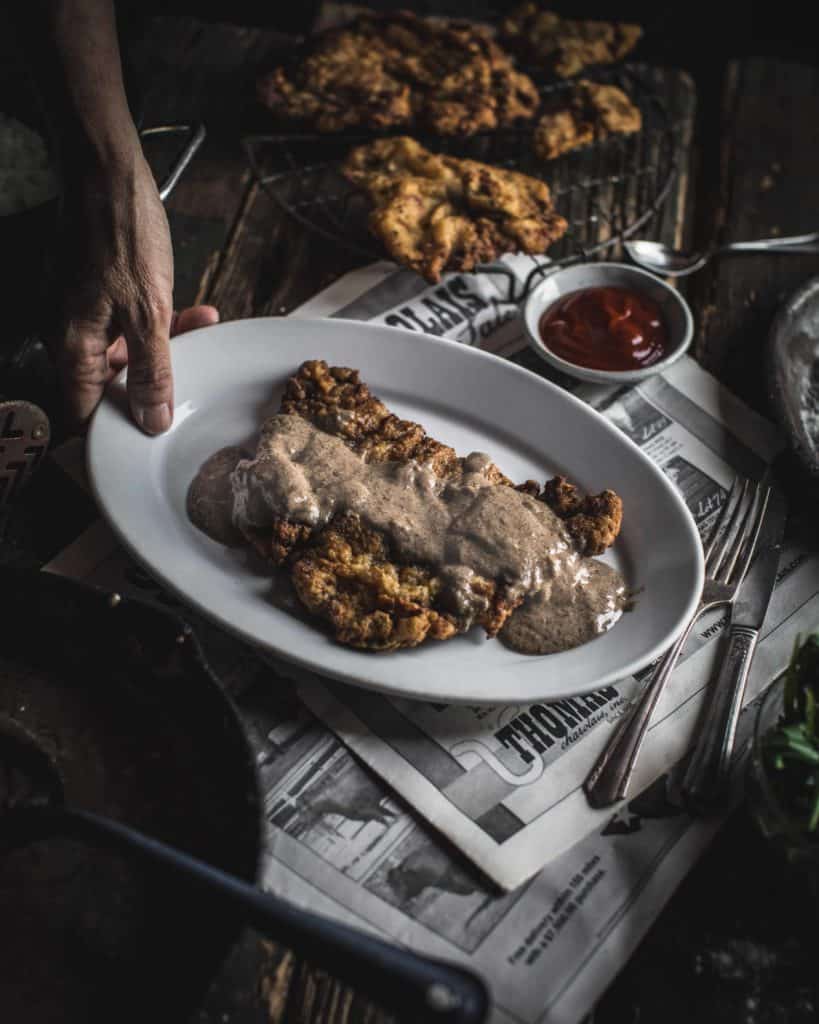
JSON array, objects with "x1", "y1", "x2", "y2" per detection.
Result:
[{"x1": 539, "y1": 286, "x2": 669, "y2": 371}]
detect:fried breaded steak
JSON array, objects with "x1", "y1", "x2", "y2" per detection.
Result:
[
  {"x1": 533, "y1": 80, "x2": 642, "y2": 161},
  {"x1": 280, "y1": 358, "x2": 464, "y2": 479},
  {"x1": 257, "y1": 11, "x2": 539, "y2": 137},
  {"x1": 263, "y1": 359, "x2": 620, "y2": 556},
  {"x1": 500, "y1": 5, "x2": 642, "y2": 78},
  {"x1": 342, "y1": 137, "x2": 568, "y2": 283},
  {"x1": 236, "y1": 360, "x2": 623, "y2": 651},
  {"x1": 290, "y1": 512, "x2": 517, "y2": 651},
  {"x1": 540, "y1": 476, "x2": 623, "y2": 556}
]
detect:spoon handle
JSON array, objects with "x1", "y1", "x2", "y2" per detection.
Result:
[
  {"x1": 724, "y1": 231, "x2": 819, "y2": 253},
  {"x1": 6, "y1": 805, "x2": 488, "y2": 1024}
]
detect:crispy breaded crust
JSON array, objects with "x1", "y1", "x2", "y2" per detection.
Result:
[
  {"x1": 281, "y1": 359, "x2": 461, "y2": 478},
  {"x1": 257, "y1": 11, "x2": 539, "y2": 137},
  {"x1": 500, "y1": 5, "x2": 642, "y2": 78},
  {"x1": 533, "y1": 80, "x2": 642, "y2": 161},
  {"x1": 290, "y1": 512, "x2": 518, "y2": 651},
  {"x1": 238, "y1": 360, "x2": 623, "y2": 650},
  {"x1": 343, "y1": 137, "x2": 568, "y2": 283},
  {"x1": 540, "y1": 476, "x2": 623, "y2": 555}
]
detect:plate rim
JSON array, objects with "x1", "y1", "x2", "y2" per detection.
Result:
[{"x1": 87, "y1": 316, "x2": 704, "y2": 704}]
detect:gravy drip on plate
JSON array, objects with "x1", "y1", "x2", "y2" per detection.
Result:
[
  {"x1": 208, "y1": 413, "x2": 626, "y2": 654},
  {"x1": 186, "y1": 445, "x2": 248, "y2": 547},
  {"x1": 499, "y1": 559, "x2": 626, "y2": 654}
]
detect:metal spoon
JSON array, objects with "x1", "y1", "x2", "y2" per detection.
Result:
[
  {"x1": 625, "y1": 231, "x2": 819, "y2": 277},
  {"x1": 0, "y1": 714, "x2": 488, "y2": 1024}
]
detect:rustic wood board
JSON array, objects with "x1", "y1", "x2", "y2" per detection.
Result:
[{"x1": 692, "y1": 59, "x2": 819, "y2": 415}]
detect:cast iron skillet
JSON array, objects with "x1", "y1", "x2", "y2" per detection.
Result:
[
  {"x1": 0, "y1": 568, "x2": 490, "y2": 1023},
  {"x1": 0, "y1": 566, "x2": 262, "y2": 1023}
]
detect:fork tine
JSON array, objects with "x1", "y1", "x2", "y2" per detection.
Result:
[
  {"x1": 703, "y1": 476, "x2": 742, "y2": 566},
  {"x1": 725, "y1": 483, "x2": 770, "y2": 586},
  {"x1": 707, "y1": 478, "x2": 749, "y2": 576},
  {"x1": 716, "y1": 480, "x2": 757, "y2": 581}
]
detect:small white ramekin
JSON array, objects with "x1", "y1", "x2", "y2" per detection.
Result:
[{"x1": 523, "y1": 262, "x2": 694, "y2": 385}]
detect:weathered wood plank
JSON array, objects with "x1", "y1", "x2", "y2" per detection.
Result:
[
  {"x1": 204, "y1": 180, "x2": 365, "y2": 318},
  {"x1": 693, "y1": 59, "x2": 819, "y2": 416},
  {"x1": 126, "y1": 16, "x2": 294, "y2": 310}
]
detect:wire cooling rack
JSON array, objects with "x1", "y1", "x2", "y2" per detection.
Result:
[{"x1": 242, "y1": 66, "x2": 676, "y2": 301}]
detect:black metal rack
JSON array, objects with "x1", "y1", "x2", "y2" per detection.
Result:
[{"x1": 242, "y1": 66, "x2": 676, "y2": 303}]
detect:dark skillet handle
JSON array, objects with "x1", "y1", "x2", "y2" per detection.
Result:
[{"x1": 6, "y1": 806, "x2": 489, "y2": 1024}]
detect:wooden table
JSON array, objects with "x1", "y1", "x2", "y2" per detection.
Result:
[{"x1": 4, "y1": 14, "x2": 819, "y2": 1023}]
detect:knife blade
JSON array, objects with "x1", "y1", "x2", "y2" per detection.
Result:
[{"x1": 681, "y1": 483, "x2": 787, "y2": 810}]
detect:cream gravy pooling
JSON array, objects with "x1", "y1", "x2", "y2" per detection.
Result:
[
  {"x1": 186, "y1": 445, "x2": 249, "y2": 547},
  {"x1": 500, "y1": 560, "x2": 626, "y2": 654},
  {"x1": 215, "y1": 413, "x2": 627, "y2": 653}
]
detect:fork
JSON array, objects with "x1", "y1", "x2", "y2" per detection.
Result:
[{"x1": 584, "y1": 477, "x2": 770, "y2": 809}]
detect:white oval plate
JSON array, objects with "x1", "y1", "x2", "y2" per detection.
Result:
[{"x1": 88, "y1": 317, "x2": 703, "y2": 704}]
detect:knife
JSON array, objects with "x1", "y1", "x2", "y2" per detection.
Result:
[{"x1": 681, "y1": 484, "x2": 788, "y2": 811}]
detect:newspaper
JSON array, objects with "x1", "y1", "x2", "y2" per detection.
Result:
[
  {"x1": 36, "y1": 517, "x2": 743, "y2": 1024},
  {"x1": 45, "y1": 254, "x2": 819, "y2": 1023},
  {"x1": 278, "y1": 258, "x2": 819, "y2": 890}
]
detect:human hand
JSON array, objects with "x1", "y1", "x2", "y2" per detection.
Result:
[{"x1": 52, "y1": 152, "x2": 217, "y2": 433}]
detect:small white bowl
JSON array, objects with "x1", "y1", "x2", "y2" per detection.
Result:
[{"x1": 523, "y1": 262, "x2": 694, "y2": 384}]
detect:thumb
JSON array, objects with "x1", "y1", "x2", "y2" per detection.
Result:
[{"x1": 123, "y1": 301, "x2": 174, "y2": 435}]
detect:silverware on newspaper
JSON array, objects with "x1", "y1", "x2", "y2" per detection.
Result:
[
  {"x1": 681, "y1": 486, "x2": 786, "y2": 810},
  {"x1": 584, "y1": 477, "x2": 770, "y2": 809}
]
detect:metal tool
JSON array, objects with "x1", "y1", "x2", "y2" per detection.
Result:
[
  {"x1": 1, "y1": 717, "x2": 488, "y2": 1024},
  {"x1": 584, "y1": 477, "x2": 770, "y2": 809},
  {"x1": 0, "y1": 400, "x2": 50, "y2": 508},
  {"x1": 625, "y1": 232, "x2": 819, "y2": 277},
  {"x1": 139, "y1": 122, "x2": 206, "y2": 201},
  {"x1": 681, "y1": 486, "x2": 787, "y2": 810}
]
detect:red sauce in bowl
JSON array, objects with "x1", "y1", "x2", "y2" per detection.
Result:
[{"x1": 539, "y1": 286, "x2": 669, "y2": 371}]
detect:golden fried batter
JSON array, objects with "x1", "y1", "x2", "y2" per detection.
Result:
[
  {"x1": 257, "y1": 12, "x2": 539, "y2": 136},
  {"x1": 236, "y1": 360, "x2": 623, "y2": 651},
  {"x1": 281, "y1": 360, "x2": 620, "y2": 556},
  {"x1": 540, "y1": 476, "x2": 623, "y2": 556},
  {"x1": 500, "y1": 5, "x2": 642, "y2": 78},
  {"x1": 343, "y1": 137, "x2": 568, "y2": 283},
  {"x1": 533, "y1": 80, "x2": 642, "y2": 161},
  {"x1": 280, "y1": 358, "x2": 462, "y2": 479},
  {"x1": 290, "y1": 512, "x2": 517, "y2": 651}
]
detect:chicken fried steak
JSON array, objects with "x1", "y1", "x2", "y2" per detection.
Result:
[
  {"x1": 500, "y1": 5, "x2": 642, "y2": 78},
  {"x1": 342, "y1": 137, "x2": 568, "y2": 283},
  {"x1": 189, "y1": 360, "x2": 625, "y2": 654},
  {"x1": 257, "y1": 11, "x2": 539, "y2": 137},
  {"x1": 533, "y1": 80, "x2": 641, "y2": 161},
  {"x1": 203, "y1": 360, "x2": 623, "y2": 653}
]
